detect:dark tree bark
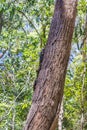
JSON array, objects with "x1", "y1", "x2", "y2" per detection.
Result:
[{"x1": 24, "y1": 0, "x2": 78, "y2": 130}]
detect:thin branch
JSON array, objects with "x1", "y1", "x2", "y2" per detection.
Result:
[
  {"x1": 0, "y1": 49, "x2": 8, "y2": 59},
  {"x1": 0, "y1": 73, "x2": 30, "y2": 123},
  {"x1": 80, "y1": 13, "x2": 87, "y2": 49},
  {"x1": 0, "y1": 11, "x2": 3, "y2": 34},
  {"x1": 17, "y1": 9, "x2": 42, "y2": 46}
]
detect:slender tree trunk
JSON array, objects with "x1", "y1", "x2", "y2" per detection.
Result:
[
  {"x1": 12, "y1": 103, "x2": 16, "y2": 130},
  {"x1": 81, "y1": 51, "x2": 86, "y2": 130},
  {"x1": 58, "y1": 99, "x2": 63, "y2": 130},
  {"x1": 49, "y1": 103, "x2": 61, "y2": 130},
  {"x1": 50, "y1": 99, "x2": 63, "y2": 130},
  {"x1": 24, "y1": 0, "x2": 78, "y2": 130},
  {"x1": 81, "y1": 13, "x2": 87, "y2": 130},
  {"x1": 0, "y1": 11, "x2": 3, "y2": 34}
]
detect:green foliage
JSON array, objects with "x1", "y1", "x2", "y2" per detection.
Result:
[
  {"x1": 63, "y1": 0, "x2": 87, "y2": 129},
  {"x1": 0, "y1": 0, "x2": 54, "y2": 129},
  {"x1": 0, "y1": 0, "x2": 87, "y2": 130}
]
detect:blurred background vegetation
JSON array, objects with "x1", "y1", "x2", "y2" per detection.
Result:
[{"x1": 0, "y1": 0, "x2": 87, "y2": 130}]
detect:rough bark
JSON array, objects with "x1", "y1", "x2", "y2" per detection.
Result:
[
  {"x1": 24, "y1": 0, "x2": 78, "y2": 130},
  {"x1": 49, "y1": 98, "x2": 63, "y2": 130},
  {"x1": 49, "y1": 102, "x2": 61, "y2": 130},
  {"x1": 58, "y1": 99, "x2": 63, "y2": 130}
]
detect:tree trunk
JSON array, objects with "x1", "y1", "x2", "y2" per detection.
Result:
[
  {"x1": 24, "y1": 0, "x2": 78, "y2": 130},
  {"x1": 81, "y1": 14, "x2": 87, "y2": 130},
  {"x1": 0, "y1": 11, "x2": 3, "y2": 34},
  {"x1": 49, "y1": 98, "x2": 63, "y2": 130},
  {"x1": 58, "y1": 99, "x2": 63, "y2": 130}
]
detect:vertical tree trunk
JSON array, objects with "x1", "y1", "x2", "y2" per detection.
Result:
[
  {"x1": 81, "y1": 14, "x2": 87, "y2": 130},
  {"x1": 0, "y1": 11, "x2": 3, "y2": 34},
  {"x1": 58, "y1": 99, "x2": 63, "y2": 130},
  {"x1": 24, "y1": 0, "x2": 78, "y2": 130},
  {"x1": 49, "y1": 99, "x2": 63, "y2": 130}
]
